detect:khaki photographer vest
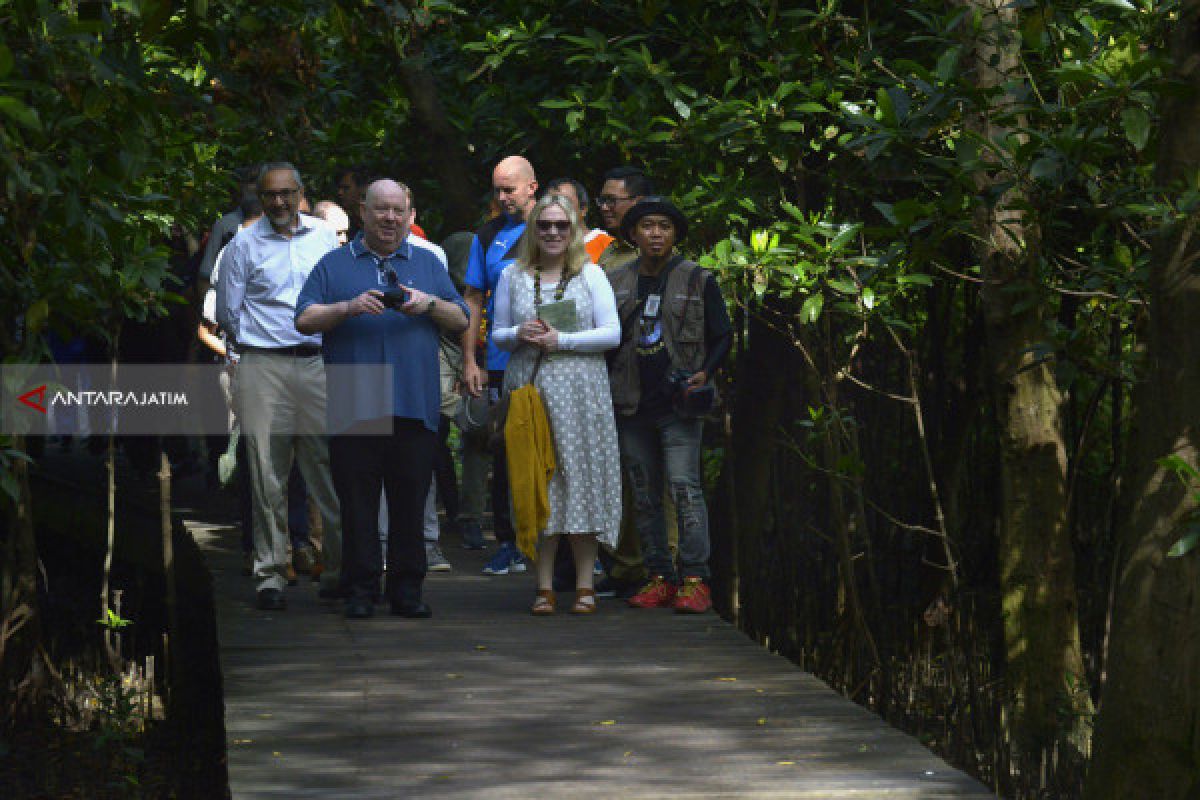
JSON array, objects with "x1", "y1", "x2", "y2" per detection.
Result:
[{"x1": 607, "y1": 258, "x2": 708, "y2": 416}]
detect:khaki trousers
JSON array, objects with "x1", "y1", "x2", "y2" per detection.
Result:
[{"x1": 236, "y1": 352, "x2": 342, "y2": 592}]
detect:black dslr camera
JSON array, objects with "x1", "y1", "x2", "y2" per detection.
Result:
[
  {"x1": 379, "y1": 287, "x2": 410, "y2": 310},
  {"x1": 668, "y1": 369, "x2": 717, "y2": 417}
]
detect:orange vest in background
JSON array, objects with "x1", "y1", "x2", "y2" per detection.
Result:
[{"x1": 584, "y1": 229, "x2": 614, "y2": 264}]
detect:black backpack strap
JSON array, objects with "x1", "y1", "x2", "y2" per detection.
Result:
[{"x1": 475, "y1": 216, "x2": 523, "y2": 262}]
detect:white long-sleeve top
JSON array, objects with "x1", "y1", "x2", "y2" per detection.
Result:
[
  {"x1": 492, "y1": 262, "x2": 621, "y2": 353},
  {"x1": 214, "y1": 214, "x2": 337, "y2": 348}
]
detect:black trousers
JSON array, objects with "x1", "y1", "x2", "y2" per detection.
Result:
[
  {"x1": 488, "y1": 370, "x2": 515, "y2": 544},
  {"x1": 433, "y1": 415, "x2": 460, "y2": 523},
  {"x1": 329, "y1": 418, "x2": 436, "y2": 604}
]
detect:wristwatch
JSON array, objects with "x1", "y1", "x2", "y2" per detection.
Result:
[{"x1": 424, "y1": 297, "x2": 437, "y2": 314}]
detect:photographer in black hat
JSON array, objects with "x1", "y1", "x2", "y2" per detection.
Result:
[{"x1": 606, "y1": 197, "x2": 732, "y2": 614}]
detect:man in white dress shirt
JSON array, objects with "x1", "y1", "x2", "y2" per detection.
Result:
[{"x1": 215, "y1": 161, "x2": 343, "y2": 611}]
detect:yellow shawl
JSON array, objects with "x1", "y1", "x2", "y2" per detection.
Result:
[{"x1": 504, "y1": 384, "x2": 556, "y2": 561}]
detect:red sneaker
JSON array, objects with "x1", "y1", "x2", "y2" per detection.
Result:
[
  {"x1": 672, "y1": 578, "x2": 712, "y2": 614},
  {"x1": 627, "y1": 576, "x2": 677, "y2": 608}
]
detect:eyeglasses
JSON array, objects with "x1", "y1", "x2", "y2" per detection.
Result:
[
  {"x1": 259, "y1": 188, "x2": 300, "y2": 202},
  {"x1": 535, "y1": 220, "x2": 571, "y2": 234},
  {"x1": 595, "y1": 194, "x2": 632, "y2": 209}
]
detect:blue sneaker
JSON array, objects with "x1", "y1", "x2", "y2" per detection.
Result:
[{"x1": 482, "y1": 542, "x2": 526, "y2": 575}]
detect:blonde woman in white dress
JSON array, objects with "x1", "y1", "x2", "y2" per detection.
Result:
[{"x1": 492, "y1": 194, "x2": 622, "y2": 614}]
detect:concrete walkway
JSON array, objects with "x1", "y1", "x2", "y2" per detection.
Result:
[{"x1": 192, "y1": 522, "x2": 992, "y2": 799}]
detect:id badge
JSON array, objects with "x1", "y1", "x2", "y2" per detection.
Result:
[{"x1": 644, "y1": 293, "x2": 662, "y2": 318}]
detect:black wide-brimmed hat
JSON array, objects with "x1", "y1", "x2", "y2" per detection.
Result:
[{"x1": 620, "y1": 196, "x2": 689, "y2": 245}]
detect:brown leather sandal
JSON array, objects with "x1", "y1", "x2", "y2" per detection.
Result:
[
  {"x1": 531, "y1": 589, "x2": 556, "y2": 616},
  {"x1": 570, "y1": 588, "x2": 597, "y2": 615}
]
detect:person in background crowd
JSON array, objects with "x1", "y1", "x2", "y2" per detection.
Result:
[
  {"x1": 198, "y1": 165, "x2": 259, "y2": 284},
  {"x1": 214, "y1": 161, "x2": 343, "y2": 612},
  {"x1": 595, "y1": 166, "x2": 654, "y2": 271},
  {"x1": 443, "y1": 229, "x2": 488, "y2": 552},
  {"x1": 199, "y1": 193, "x2": 261, "y2": 575},
  {"x1": 334, "y1": 165, "x2": 371, "y2": 240},
  {"x1": 314, "y1": 200, "x2": 351, "y2": 246},
  {"x1": 492, "y1": 194, "x2": 621, "y2": 614},
  {"x1": 607, "y1": 197, "x2": 733, "y2": 614},
  {"x1": 595, "y1": 166, "x2": 666, "y2": 598},
  {"x1": 461, "y1": 155, "x2": 538, "y2": 576},
  {"x1": 543, "y1": 177, "x2": 611, "y2": 264},
  {"x1": 295, "y1": 179, "x2": 468, "y2": 619}
]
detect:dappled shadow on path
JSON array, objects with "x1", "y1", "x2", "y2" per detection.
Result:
[{"x1": 197, "y1": 522, "x2": 991, "y2": 799}]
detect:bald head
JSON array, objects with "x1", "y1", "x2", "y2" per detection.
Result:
[
  {"x1": 495, "y1": 155, "x2": 535, "y2": 183},
  {"x1": 361, "y1": 179, "x2": 413, "y2": 256},
  {"x1": 363, "y1": 179, "x2": 410, "y2": 209},
  {"x1": 492, "y1": 156, "x2": 538, "y2": 220}
]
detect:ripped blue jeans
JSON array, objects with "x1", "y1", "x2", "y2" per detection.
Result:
[{"x1": 617, "y1": 412, "x2": 709, "y2": 581}]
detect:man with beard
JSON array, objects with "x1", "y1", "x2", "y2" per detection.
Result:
[{"x1": 215, "y1": 161, "x2": 343, "y2": 611}]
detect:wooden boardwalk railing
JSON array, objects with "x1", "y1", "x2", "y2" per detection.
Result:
[{"x1": 192, "y1": 521, "x2": 993, "y2": 799}]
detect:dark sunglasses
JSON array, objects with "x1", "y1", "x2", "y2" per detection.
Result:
[{"x1": 535, "y1": 220, "x2": 571, "y2": 233}]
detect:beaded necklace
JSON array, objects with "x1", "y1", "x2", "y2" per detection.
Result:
[{"x1": 533, "y1": 262, "x2": 571, "y2": 310}]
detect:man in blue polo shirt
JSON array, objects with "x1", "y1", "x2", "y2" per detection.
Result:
[
  {"x1": 296, "y1": 179, "x2": 468, "y2": 619},
  {"x1": 460, "y1": 155, "x2": 538, "y2": 576}
]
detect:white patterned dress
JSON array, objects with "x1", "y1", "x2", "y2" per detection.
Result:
[{"x1": 498, "y1": 265, "x2": 622, "y2": 547}]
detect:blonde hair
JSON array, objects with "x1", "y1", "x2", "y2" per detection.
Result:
[{"x1": 515, "y1": 194, "x2": 588, "y2": 281}]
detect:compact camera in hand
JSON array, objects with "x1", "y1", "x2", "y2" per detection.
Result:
[
  {"x1": 379, "y1": 287, "x2": 410, "y2": 310},
  {"x1": 668, "y1": 369, "x2": 717, "y2": 417}
]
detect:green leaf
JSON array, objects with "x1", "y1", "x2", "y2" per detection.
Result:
[
  {"x1": 885, "y1": 87, "x2": 910, "y2": 124},
  {"x1": 876, "y1": 87, "x2": 896, "y2": 126},
  {"x1": 1095, "y1": 0, "x2": 1136, "y2": 9},
  {"x1": 1121, "y1": 107, "x2": 1150, "y2": 152},
  {"x1": 800, "y1": 293, "x2": 824, "y2": 324},
  {"x1": 0, "y1": 97, "x2": 41, "y2": 131},
  {"x1": 778, "y1": 121, "x2": 805, "y2": 132},
  {"x1": 0, "y1": 44, "x2": 12, "y2": 80},
  {"x1": 936, "y1": 47, "x2": 961, "y2": 83},
  {"x1": 829, "y1": 223, "x2": 862, "y2": 252},
  {"x1": 1167, "y1": 523, "x2": 1200, "y2": 558},
  {"x1": 1159, "y1": 454, "x2": 1200, "y2": 482}
]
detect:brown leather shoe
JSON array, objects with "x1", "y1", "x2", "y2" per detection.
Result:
[
  {"x1": 570, "y1": 588, "x2": 597, "y2": 615},
  {"x1": 531, "y1": 589, "x2": 556, "y2": 616}
]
